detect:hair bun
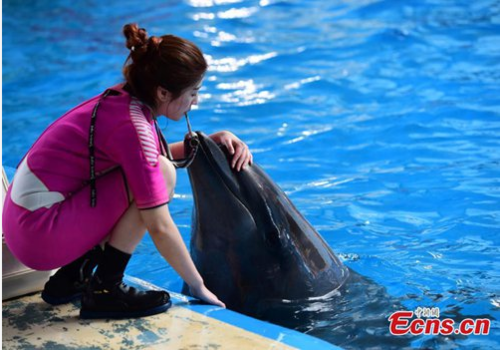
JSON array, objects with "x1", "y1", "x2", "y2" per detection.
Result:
[{"x1": 123, "y1": 23, "x2": 148, "y2": 58}]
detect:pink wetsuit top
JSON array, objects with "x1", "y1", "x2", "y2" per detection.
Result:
[{"x1": 2, "y1": 84, "x2": 169, "y2": 269}]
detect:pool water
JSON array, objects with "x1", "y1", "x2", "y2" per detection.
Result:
[{"x1": 3, "y1": 0, "x2": 499, "y2": 349}]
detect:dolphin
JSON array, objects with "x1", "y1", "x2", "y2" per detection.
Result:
[{"x1": 182, "y1": 132, "x2": 349, "y2": 317}]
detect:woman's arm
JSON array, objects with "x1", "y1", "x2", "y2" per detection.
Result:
[
  {"x1": 169, "y1": 131, "x2": 253, "y2": 171},
  {"x1": 139, "y1": 204, "x2": 225, "y2": 307},
  {"x1": 168, "y1": 141, "x2": 185, "y2": 161}
]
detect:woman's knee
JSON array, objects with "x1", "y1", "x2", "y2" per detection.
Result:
[{"x1": 159, "y1": 156, "x2": 177, "y2": 200}]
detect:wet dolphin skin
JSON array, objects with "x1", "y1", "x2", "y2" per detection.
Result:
[{"x1": 184, "y1": 132, "x2": 349, "y2": 317}]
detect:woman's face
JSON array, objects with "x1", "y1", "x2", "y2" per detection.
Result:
[{"x1": 158, "y1": 81, "x2": 202, "y2": 121}]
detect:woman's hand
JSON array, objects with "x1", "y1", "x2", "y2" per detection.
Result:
[
  {"x1": 210, "y1": 131, "x2": 253, "y2": 171},
  {"x1": 190, "y1": 283, "x2": 226, "y2": 308},
  {"x1": 142, "y1": 204, "x2": 225, "y2": 309}
]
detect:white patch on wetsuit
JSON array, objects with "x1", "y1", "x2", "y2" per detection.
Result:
[{"x1": 10, "y1": 155, "x2": 65, "y2": 211}]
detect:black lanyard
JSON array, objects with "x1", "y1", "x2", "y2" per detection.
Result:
[
  {"x1": 154, "y1": 119, "x2": 174, "y2": 161},
  {"x1": 88, "y1": 89, "x2": 112, "y2": 207},
  {"x1": 155, "y1": 114, "x2": 200, "y2": 169}
]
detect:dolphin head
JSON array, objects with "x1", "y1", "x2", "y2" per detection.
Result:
[{"x1": 184, "y1": 132, "x2": 349, "y2": 313}]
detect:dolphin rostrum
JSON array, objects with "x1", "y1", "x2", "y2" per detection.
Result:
[{"x1": 183, "y1": 132, "x2": 349, "y2": 317}]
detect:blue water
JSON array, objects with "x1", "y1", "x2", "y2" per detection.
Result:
[{"x1": 3, "y1": 0, "x2": 500, "y2": 349}]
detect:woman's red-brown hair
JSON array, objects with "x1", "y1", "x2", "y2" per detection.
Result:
[{"x1": 122, "y1": 23, "x2": 207, "y2": 108}]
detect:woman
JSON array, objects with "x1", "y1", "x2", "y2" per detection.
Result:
[{"x1": 2, "y1": 23, "x2": 252, "y2": 319}]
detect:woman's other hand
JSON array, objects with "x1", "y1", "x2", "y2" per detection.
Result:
[
  {"x1": 211, "y1": 131, "x2": 253, "y2": 171},
  {"x1": 190, "y1": 283, "x2": 226, "y2": 308}
]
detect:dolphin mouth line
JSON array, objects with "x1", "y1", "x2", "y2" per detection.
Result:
[
  {"x1": 278, "y1": 281, "x2": 347, "y2": 305},
  {"x1": 263, "y1": 288, "x2": 344, "y2": 306}
]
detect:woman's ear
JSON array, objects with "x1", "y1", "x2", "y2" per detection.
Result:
[{"x1": 156, "y1": 86, "x2": 172, "y2": 103}]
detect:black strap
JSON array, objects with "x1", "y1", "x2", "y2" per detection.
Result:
[
  {"x1": 154, "y1": 119, "x2": 174, "y2": 161},
  {"x1": 154, "y1": 119, "x2": 200, "y2": 169},
  {"x1": 155, "y1": 119, "x2": 199, "y2": 169},
  {"x1": 89, "y1": 89, "x2": 112, "y2": 207}
]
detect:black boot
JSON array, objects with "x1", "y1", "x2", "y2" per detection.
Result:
[
  {"x1": 80, "y1": 243, "x2": 171, "y2": 319},
  {"x1": 41, "y1": 245, "x2": 103, "y2": 305}
]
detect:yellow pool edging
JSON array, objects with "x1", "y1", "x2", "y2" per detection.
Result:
[{"x1": 2, "y1": 292, "x2": 297, "y2": 350}]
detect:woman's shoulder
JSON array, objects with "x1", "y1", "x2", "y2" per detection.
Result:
[
  {"x1": 97, "y1": 85, "x2": 153, "y2": 127},
  {"x1": 107, "y1": 83, "x2": 127, "y2": 95}
]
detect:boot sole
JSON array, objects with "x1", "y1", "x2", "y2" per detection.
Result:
[
  {"x1": 79, "y1": 300, "x2": 172, "y2": 319},
  {"x1": 41, "y1": 292, "x2": 82, "y2": 305}
]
